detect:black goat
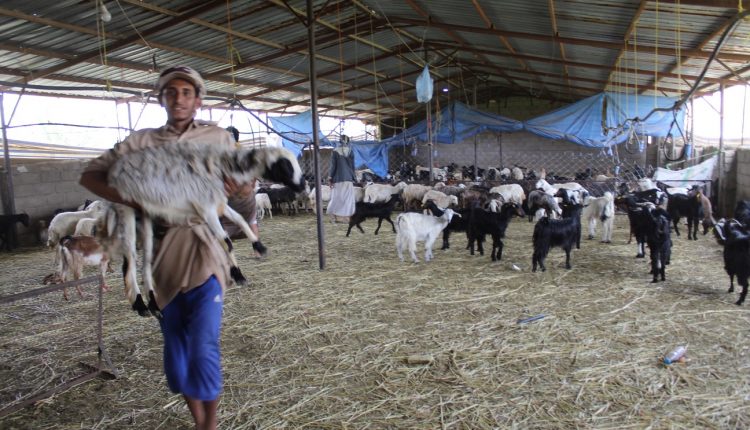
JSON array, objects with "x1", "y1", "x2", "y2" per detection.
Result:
[
  {"x1": 424, "y1": 200, "x2": 471, "y2": 250},
  {"x1": 531, "y1": 204, "x2": 583, "y2": 272},
  {"x1": 468, "y1": 203, "x2": 525, "y2": 261},
  {"x1": 645, "y1": 207, "x2": 672, "y2": 282},
  {"x1": 260, "y1": 186, "x2": 298, "y2": 215},
  {"x1": 734, "y1": 200, "x2": 750, "y2": 227},
  {"x1": 713, "y1": 218, "x2": 750, "y2": 305},
  {"x1": 666, "y1": 193, "x2": 703, "y2": 240},
  {"x1": 0, "y1": 213, "x2": 30, "y2": 251},
  {"x1": 346, "y1": 194, "x2": 400, "y2": 236}
]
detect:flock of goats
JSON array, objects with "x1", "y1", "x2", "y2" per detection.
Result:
[
  {"x1": 1, "y1": 142, "x2": 747, "y2": 317},
  {"x1": 261, "y1": 167, "x2": 749, "y2": 307}
]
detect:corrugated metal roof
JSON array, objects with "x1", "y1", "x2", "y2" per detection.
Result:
[{"x1": 0, "y1": 0, "x2": 748, "y2": 124}]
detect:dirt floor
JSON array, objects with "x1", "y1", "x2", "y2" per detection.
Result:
[{"x1": 0, "y1": 211, "x2": 748, "y2": 429}]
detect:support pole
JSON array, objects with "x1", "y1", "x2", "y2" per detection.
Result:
[
  {"x1": 0, "y1": 93, "x2": 17, "y2": 247},
  {"x1": 307, "y1": 0, "x2": 326, "y2": 270},
  {"x1": 719, "y1": 80, "x2": 725, "y2": 215},
  {"x1": 473, "y1": 135, "x2": 478, "y2": 181}
]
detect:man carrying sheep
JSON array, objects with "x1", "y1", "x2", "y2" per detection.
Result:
[{"x1": 79, "y1": 65, "x2": 240, "y2": 430}]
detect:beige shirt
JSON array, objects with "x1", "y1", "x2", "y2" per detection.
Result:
[{"x1": 84, "y1": 120, "x2": 235, "y2": 309}]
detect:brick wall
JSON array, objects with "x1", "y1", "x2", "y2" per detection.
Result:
[{"x1": 1, "y1": 159, "x2": 98, "y2": 246}]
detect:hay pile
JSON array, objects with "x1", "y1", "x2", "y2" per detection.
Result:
[{"x1": 0, "y1": 213, "x2": 748, "y2": 429}]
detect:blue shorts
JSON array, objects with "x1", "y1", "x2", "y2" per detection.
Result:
[{"x1": 159, "y1": 275, "x2": 223, "y2": 401}]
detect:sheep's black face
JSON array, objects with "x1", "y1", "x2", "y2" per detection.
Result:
[{"x1": 266, "y1": 158, "x2": 305, "y2": 192}]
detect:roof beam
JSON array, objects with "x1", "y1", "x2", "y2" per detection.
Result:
[
  {"x1": 403, "y1": 0, "x2": 533, "y2": 98},
  {"x1": 604, "y1": 0, "x2": 648, "y2": 92},
  {"x1": 425, "y1": 41, "x2": 746, "y2": 87},
  {"x1": 469, "y1": 0, "x2": 554, "y2": 98},
  {"x1": 7, "y1": 1, "x2": 228, "y2": 84},
  {"x1": 388, "y1": 16, "x2": 750, "y2": 63},
  {"x1": 546, "y1": 0, "x2": 573, "y2": 98}
]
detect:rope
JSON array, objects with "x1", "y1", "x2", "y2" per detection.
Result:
[
  {"x1": 96, "y1": 0, "x2": 111, "y2": 93},
  {"x1": 654, "y1": 0, "x2": 658, "y2": 102},
  {"x1": 226, "y1": 0, "x2": 240, "y2": 97},
  {"x1": 370, "y1": 14, "x2": 380, "y2": 131}
]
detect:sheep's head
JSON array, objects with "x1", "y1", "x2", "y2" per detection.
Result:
[{"x1": 248, "y1": 147, "x2": 305, "y2": 192}]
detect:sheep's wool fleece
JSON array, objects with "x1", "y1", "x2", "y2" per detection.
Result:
[{"x1": 84, "y1": 120, "x2": 235, "y2": 309}]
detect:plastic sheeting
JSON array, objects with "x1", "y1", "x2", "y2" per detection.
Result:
[
  {"x1": 268, "y1": 110, "x2": 332, "y2": 158},
  {"x1": 524, "y1": 92, "x2": 685, "y2": 148},
  {"x1": 653, "y1": 155, "x2": 718, "y2": 188}
]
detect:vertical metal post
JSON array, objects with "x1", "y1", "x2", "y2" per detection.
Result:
[
  {"x1": 427, "y1": 101, "x2": 433, "y2": 184},
  {"x1": 307, "y1": 0, "x2": 325, "y2": 270},
  {"x1": 719, "y1": 80, "x2": 725, "y2": 215},
  {"x1": 1, "y1": 93, "x2": 17, "y2": 227}
]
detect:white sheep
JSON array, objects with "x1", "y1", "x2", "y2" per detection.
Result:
[
  {"x1": 489, "y1": 184, "x2": 526, "y2": 206},
  {"x1": 308, "y1": 185, "x2": 331, "y2": 214},
  {"x1": 47, "y1": 200, "x2": 108, "y2": 247},
  {"x1": 415, "y1": 165, "x2": 447, "y2": 181},
  {"x1": 107, "y1": 142, "x2": 305, "y2": 317},
  {"x1": 74, "y1": 217, "x2": 99, "y2": 236},
  {"x1": 396, "y1": 208, "x2": 458, "y2": 263},
  {"x1": 255, "y1": 193, "x2": 272, "y2": 220},
  {"x1": 353, "y1": 186, "x2": 365, "y2": 203},
  {"x1": 582, "y1": 192, "x2": 615, "y2": 242},
  {"x1": 511, "y1": 167, "x2": 524, "y2": 180},
  {"x1": 421, "y1": 189, "x2": 459, "y2": 210},
  {"x1": 535, "y1": 178, "x2": 589, "y2": 205},
  {"x1": 403, "y1": 183, "x2": 434, "y2": 210},
  {"x1": 363, "y1": 181, "x2": 407, "y2": 203}
]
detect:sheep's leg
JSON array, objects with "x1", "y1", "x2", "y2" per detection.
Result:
[
  {"x1": 98, "y1": 256, "x2": 109, "y2": 292},
  {"x1": 728, "y1": 273, "x2": 735, "y2": 293},
  {"x1": 140, "y1": 215, "x2": 161, "y2": 319},
  {"x1": 384, "y1": 216, "x2": 396, "y2": 233},
  {"x1": 672, "y1": 219, "x2": 681, "y2": 236},
  {"x1": 396, "y1": 232, "x2": 405, "y2": 262},
  {"x1": 199, "y1": 206, "x2": 248, "y2": 284},
  {"x1": 374, "y1": 217, "x2": 384, "y2": 235},
  {"x1": 118, "y1": 207, "x2": 148, "y2": 316},
  {"x1": 564, "y1": 246, "x2": 572, "y2": 269},
  {"x1": 424, "y1": 236, "x2": 435, "y2": 262},
  {"x1": 222, "y1": 205, "x2": 267, "y2": 256},
  {"x1": 650, "y1": 250, "x2": 660, "y2": 283},
  {"x1": 636, "y1": 241, "x2": 645, "y2": 258},
  {"x1": 587, "y1": 217, "x2": 596, "y2": 240},
  {"x1": 496, "y1": 237, "x2": 504, "y2": 261},
  {"x1": 441, "y1": 230, "x2": 451, "y2": 250},
  {"x1": 736, "y1": 276, "x2": 748, "y2": 305}
]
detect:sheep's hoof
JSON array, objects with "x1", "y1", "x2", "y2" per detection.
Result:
[
  {"x1": 132, "y1": 294, "x2": 150, "y2": 317},
  {"x1": 651, "y1": 279, "x2": 659, "y2": 283},
  {"x1": 728, "y1": 287, "x2": 735, "y2": 293},
  {"x1": 587, "y1": 235, "x2": 594, "y2": 240},
  {"x1": 230, "y1": 266, "x2": 247, "y2": 285},
  {"x1": 636, "y1": 254, "x2": 644, "y2": 259},
  {"x1": 148, "y1": 291, "x2": 162, "y2": 320},
  {"x1": 565, "y1": 265, "x2": 572, "y2": 270},
  {"x1": 252, "y1": 241, "x2": 267, "y2": 257},
  {"x1": 735, "y1": 299, "x2": 744, "y2": 306}
]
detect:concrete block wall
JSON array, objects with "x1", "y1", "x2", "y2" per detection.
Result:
[
  {"x1": 1, "y1": 159, "x2": 98, "y2": 246},
  {"x1": 736, "y1": 148, "x2": 750, "y2": 203}
]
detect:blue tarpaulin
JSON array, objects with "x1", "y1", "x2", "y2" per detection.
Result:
[
  {"x1": 266, "y1": 94, "x2": 684, "y2": 177},
  {"x1": 523, "y1": 92, "x2": 685, "y2": 148},
  {"x1": 268, "y1": 110, "x2": 333, "y2": 158}
]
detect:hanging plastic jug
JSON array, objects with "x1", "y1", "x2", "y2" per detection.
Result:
[{"x1": 663, "y1": 345, "x2": 687, "y2": 365}]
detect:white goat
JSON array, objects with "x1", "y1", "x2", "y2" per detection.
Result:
[
  {"x1": 255, "y1": 193, "x2": 273, "y2": 220},
  {"x1": 395, "y1": 208, "x2": 457, "y2": 263},
  {"x1": 47, "y1": 200, "x2": 108, "y2": 247},
  {"x1": 489, "y1": 184, "x2": 526, "y2": 205},
  {"x1": 582, "y1": 192, "x2": 615, "y2": 243},
  {"x1": 107, "y1": 142, "x2": 305, "y2": 317},
  {"x1": 535, "y1": 178, "x2": 589, "y2": 205},
  {"x1": 364, "y1": 181, "x2": 407, "y2": 203}
]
